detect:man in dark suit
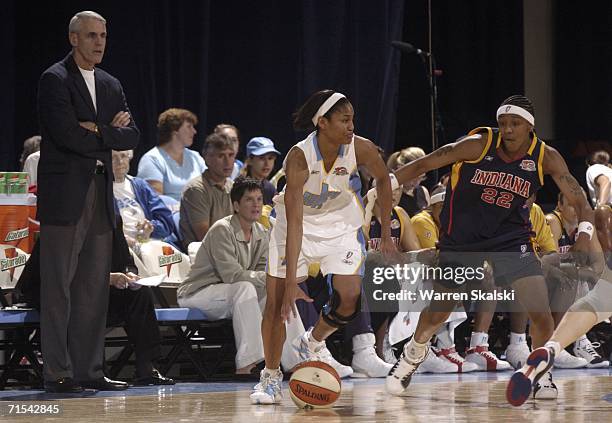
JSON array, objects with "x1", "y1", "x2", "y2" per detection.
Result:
[{"x1": 37, "y1": 10, "x2": 139, "y2": 393}]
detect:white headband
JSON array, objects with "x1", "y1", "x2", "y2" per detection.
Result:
[
  {"x1": 496, "y1": 105, "x2": 535, "y2": 126},
  {"x1": 430, "y1": 192, "x2": 446, "y2": 204},
  {"x1": 311, "y1": 92, "x2": 346, "y2": 127}
]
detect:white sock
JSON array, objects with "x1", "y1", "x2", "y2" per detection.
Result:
[
  {"x1": 307, "y1": 329, "x2": 325, "y2": 347},
  {"x1": 470, "y1": 332, "x2": 489, "y2": 348},
  {"x1": 405, "y1": 337, "x2": 429, "y2": 361},
  {"x1": 544, "y1": 341, "x2": 561, "y2": 357},
  {"x1": 510, "y1": 332, "x2": 527, "y2": 345},
  {"x1": 435, "y1": 325, "x2": 454, "y2": 349},
  {"x1": 264, "y1": 367, "x2": 281, "y2": 377}
]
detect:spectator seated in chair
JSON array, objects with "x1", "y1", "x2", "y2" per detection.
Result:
[
  {"x1": 14, "y1": 215, "x2": 174, "y2": 386},
  {"x1": 179, "y1": 132, "x2": 236, "y2": 250},
  {"x1": 177, "y1": 177, "x2": 268, "y2": 377},
  {"x1": 214, "y1": 123, "x2": 245, "y2": 180},
  {"x1": 112, "y1": 149, "x2": 189, "y2": 280},
  {"x1": 241, "y1": 137, "x2": 280, "y2": 206},
  {"x1": 112, "y1": 149, "x2": 181, "y2": 249},
  {"x1": 137, "y1": 108, "x2": 207, "y2": 202}
]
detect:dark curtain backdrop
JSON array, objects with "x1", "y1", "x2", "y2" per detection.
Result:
[
  {"x1": 393, "y1": 0, "x2": 524, "y2": 190},
  {"x1": 1, "y1": 2, "x2": 16, "y2": 169},
  {"x1": 552, "y1": 1, "x2": 612, "y2": 201},
  {"x1": 4, "y1": 1, "x2": 610, "y2": 186},
  {"x1": 555, "y1": 1, "x2": 612, "y2": 141},
  {"x1": 395, "y1": 0, "x2": 524, "y2": 155},
  {"x1": 2, "y1": 0, "x2": 405, "y2": 171},
  {"x1": 3, "y1": 0, "x2": 213, "y2": 171}
]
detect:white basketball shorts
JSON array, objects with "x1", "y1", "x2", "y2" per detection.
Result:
[{"x1": 267, "y1": 225, "x2": 366, "y2": 279}]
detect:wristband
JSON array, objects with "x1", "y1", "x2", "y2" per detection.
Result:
[{"x1": 576, "y1": 221, "x2": 594, "y2": 240}]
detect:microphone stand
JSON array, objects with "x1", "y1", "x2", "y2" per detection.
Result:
[
  {"x1": 423, "y1": 53, "x2": 445, "y2": 183},
  {"x1": 391, "y1": 40, "x2": 446, "y2": 184}
]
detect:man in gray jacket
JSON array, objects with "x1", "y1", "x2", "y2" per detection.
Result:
[{"x1": 178, "y1": 178, "x2": 267, "y2": 375}]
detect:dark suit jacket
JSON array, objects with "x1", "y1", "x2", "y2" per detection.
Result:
[{"x1": 37, "y1": 52, "x2": 140, "y2": 226}]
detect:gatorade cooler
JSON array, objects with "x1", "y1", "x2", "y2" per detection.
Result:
[
  {"x1": 0, "y1": 246, "x2": 28, "y2": 289},
  {"x1": 0, "y1": 194, "x2": 31, "y2": 252}
]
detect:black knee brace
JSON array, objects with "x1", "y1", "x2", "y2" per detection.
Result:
[{"x1": 321, "y1": 288, "x2": 361, "y2": 329}]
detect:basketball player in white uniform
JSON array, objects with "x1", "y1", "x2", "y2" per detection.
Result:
[
  {"x1": 251, "y1": 90, "x2": 395, "y2": 404},
  {"x1": 507, "y1": 235, "x2": 610, "y2": 406}
]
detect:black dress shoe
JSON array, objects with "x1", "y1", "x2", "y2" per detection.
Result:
[
  {"x1": 134, "y1": 369, "x2": 175, "y2": 386},
  {"x1": 44, "y1": 377, "x2": 84, "y2": 393},
  {"x1": 234, "y1": 361, "x2": 266, "y2": 381},
  {"x1": 79, "y1": 377, "x2": 128, "y2": 391}
]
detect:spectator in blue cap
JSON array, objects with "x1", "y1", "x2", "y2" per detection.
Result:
[{"x1": 242, "y1": 137, "x2": 281, "y2": 205}]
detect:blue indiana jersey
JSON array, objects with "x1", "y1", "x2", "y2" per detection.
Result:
[
  {"x1": 549, "y1": 210, "x2": 575, "y2": 257},
  {"x1": 367, "y1": 206, "x2": 403, "y2": 251},
  {"x1": 439, "y1": 127, "x2": 546, "y2": 251}
]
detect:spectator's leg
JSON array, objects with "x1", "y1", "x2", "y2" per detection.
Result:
[
  {"x1": 230, "y1": 282, "x2": 265, "y2": 371},
  {"x1": 179, "y1": 281, "x2": 264, "y2": 372},
  {"x1": 109, "y1": 287, "x2": 161, "y2": 378}
]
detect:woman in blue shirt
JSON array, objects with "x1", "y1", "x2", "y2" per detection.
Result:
[{"x1": 137, "y1": 108, "x2": 207, "y2": 202}]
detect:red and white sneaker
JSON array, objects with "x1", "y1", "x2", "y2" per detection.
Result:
[
  {"x1": 417, "y1": 347, "x2": 458, "y2": 373},
  {"x1": 465, "y1": 345, "x2": 513, "y2": 371},
  {"x1": 506, "y1": 347, "x2": 555, "y2": 406},
  {"x1": 433, "y1": 346, "x2": 478, "y2": 373}
]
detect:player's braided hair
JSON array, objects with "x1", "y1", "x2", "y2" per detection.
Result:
[{"x1": 500, "y1": 95, "x2": 535, "y2": 120}]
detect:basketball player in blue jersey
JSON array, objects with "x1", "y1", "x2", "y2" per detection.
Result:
[
  {"x1": 384, "y1": 95, "x2": 602, "y2": 401},
  {"x1": 251, "y1": 90, "x2": 396, "y2": 405}
]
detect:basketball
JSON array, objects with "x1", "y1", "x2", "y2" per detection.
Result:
[{"x1": 289, "y1": 361, "x2": 341, "y2": 409}]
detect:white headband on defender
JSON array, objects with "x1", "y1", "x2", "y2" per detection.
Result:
[
  {"x1": 430, "y1": 192, "x2": 446, "y2": 204},
  {"x1": 496, "y1": 105, "x2": 535, "y2": 126},
  {"x1": 312, "y1": 92, "x2": 346, "y2": 127}
]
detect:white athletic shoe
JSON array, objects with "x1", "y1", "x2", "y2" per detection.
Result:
[
  {"x1": 250, "y1": 369, "x2": 283, "y2": 405},
  {"x1": 351, "y1": 334, "x2": 393, "y2": 378},
  {"x1": 553, "y1": 349, "x2": 588, "y2": 369},
  {"x1": 465, "y1": 345, "x2": 513, "y2": 371},
  {"x1": 351, "y1": 348, "x2": 393, "y2": 378},
  {"x1": 434, "y1": 346, "x2": 478, "y2": 373},
  {"x1": 319, "y1": 346, "x2": 354, "y2": 379},
  {"x1": 573, "y1": 340, "x2": 610, "y2": 368},
  {"x1": 534, "y1": 371, "x2": 558, "y2": 400},
  {"x1": 504, "y1": 342, "x2": 531, "y2": 370},
  {"x1": 294, "y1": 328, "x2": 353, "y2": 378},
  {"x1": 386, "y1": 345, "x2": 429, "y2": 396},
  {"x1": 417, "y1": 347, "x2": 457, "y2": 373}
]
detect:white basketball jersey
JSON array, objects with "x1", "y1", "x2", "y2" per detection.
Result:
[{"x1": 274, "y1": 132, "x2": 364, "y2": 239}]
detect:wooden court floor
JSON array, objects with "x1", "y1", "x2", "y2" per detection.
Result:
[{"x1": 0, "y1": 370, "x2": 610, "y2": 422}]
